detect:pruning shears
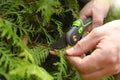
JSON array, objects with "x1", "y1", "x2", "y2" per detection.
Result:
[{"x1": 50, "y1": 17, "x2": 92, "y2": 50}]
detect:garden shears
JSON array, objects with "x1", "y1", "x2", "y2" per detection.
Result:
[{"x1": 50, "y1": 17, "x2": 92, "y2": 50}]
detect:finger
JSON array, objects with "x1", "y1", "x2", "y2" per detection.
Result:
[
  {"x1": 66, "y1": 49, "x2": 103, "y2": 74},
  {"x1": 79, "y1": 4, "x2": 93, "y2": 32},
  {"x1": 79, "y1": 8, "x2": 91, "y2": 20},
  {"x1": 66, "y1": 46, "x2": 117, "y2": 74},
  {"x1": 81, "y1": 66, "x2": 119, "y2": 80},
  {"x1": 79, "y1": 2, "x2": 92, "y2": 21},
  {"x1": 66, "y1": 28, "x2": 101, "y2": 56},
  {"x1": 66, "y1": 55, "x2": 91, "y2": 73},
  {"x1": 92, "y1": 10, "x2": 104, "y2": 29},
  {"x1": 79, "y1": 11, "x2": 93, "y2": 32}
]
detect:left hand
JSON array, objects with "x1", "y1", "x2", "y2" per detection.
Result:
[
  {"x1": 79, "y1": 0, "x2": 113, "y2": 32},
  {"x1": 66, "y1": 20, "x2": 120, "y2": 80}
]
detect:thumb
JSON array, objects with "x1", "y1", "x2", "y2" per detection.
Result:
[{"x1": 66, "y1": 30, "x2": 100, "y2": 56}]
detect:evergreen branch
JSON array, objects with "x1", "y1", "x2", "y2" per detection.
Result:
[
  {"x1": 51, "y1": 19, "x2": 64, "y2": 37},
  {"x1": 36, "y1": 14, "x2": 54, "y2": 44},
  {"x1": 53, "y1": 50, "x2": 67, "y2": 80},
  {"x1": 36, "y1": 0, "x2": 62, "y2": 24},
  {"x1": 9, "y1": 61, "x2": 53, "y2": 80},
  {"x1": 30, "y1": 45, "x2": 49, "y2": 65}
]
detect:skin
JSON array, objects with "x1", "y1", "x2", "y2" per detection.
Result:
[
  {"x1": 66, "y1": 20, "x2": 120, "y2": 80},
  {"x1": 79, "y1": 0, "x2": 113, "y2": 31},
  {"x1": 65, "y1": 0, "x2": 120, "y2": 80}
]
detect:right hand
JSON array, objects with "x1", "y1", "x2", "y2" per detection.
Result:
[
  {"x1": 66, "y1": 20, "x2": 120, "y2": 80},
  {"x1": 79, "y1": 0, "x2": 113, "y2": 32}
]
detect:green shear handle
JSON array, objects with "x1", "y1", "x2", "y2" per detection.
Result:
[{"x1": 66, "y1": 17, "x2": 92, "y2": 46}]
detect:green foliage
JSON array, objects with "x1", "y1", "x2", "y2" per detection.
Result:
[
  {"x1": 0, "y1": 0, "x2": 118, "y2": 80},
  {"x1": 30, "y1": 45, "x2": 49, "y2": 65},
  {"x1": 0, "y1": 18, "x2": 53, "y2": 80},
  {"x1": 53, "y1": 50, "x2": 67, "y2": 80},
  {"x1": 101, "y1": 76, "x2": 115, "y2": 80},
  {"x1": 37, "y1": 0, "x2": 63, "y2": 25}
]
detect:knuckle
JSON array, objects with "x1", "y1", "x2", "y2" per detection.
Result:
[
  {"x1": 106, "y1": 57, "x2": 117, "y2": 64},
  {"x1": 75, "y1": 41, "x2": 86, "y2": 53},
  {"x1": 93, "y1": 17, "x2": 103, "y2": 26},
  {"x1": 75, "y1": 41, "x2": 81, "y2": 50},
  {"x1": 94, "y1": 19, "x2": 103, "y2": 26},
  {"x1": 98, "y1": 43, "x2": 118, "y2": 65},
  {"x1": 91, "y1": 28, "x2": 102, "y2": 38},
  {"x1": 105, "y1": 45, "x2": 118, "y2": 64}
]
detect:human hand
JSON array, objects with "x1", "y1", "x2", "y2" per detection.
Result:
[
  {"x1": 66, "y1": 20, "x2": 120, "y2": 80},
  {"x1": 80, "y1": 0, "x2": 113, "y2": 32}
]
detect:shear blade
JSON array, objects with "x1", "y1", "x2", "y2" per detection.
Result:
[{"x1": 50, "y1": 35, "x2": 67, "y2": 49}]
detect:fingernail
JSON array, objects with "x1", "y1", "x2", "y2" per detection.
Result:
[{"x1": 66, "y1": 47, "x2": 74, "y2": 55}]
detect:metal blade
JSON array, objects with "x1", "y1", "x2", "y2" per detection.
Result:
[{"x1": 50, "y1": 35, "x2": 67, "y2": 49}]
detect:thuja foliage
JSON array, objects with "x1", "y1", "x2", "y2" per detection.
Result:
[{"x1": 0, "y1": 0, "x2": 118, "y2": 80}]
